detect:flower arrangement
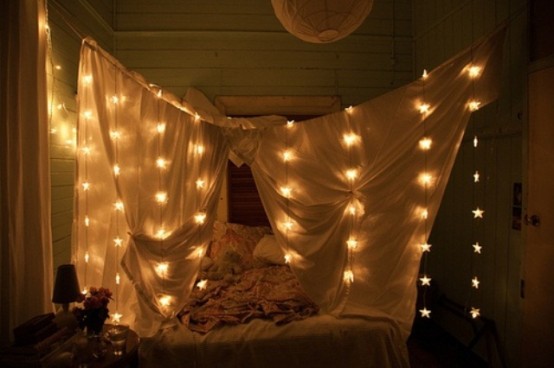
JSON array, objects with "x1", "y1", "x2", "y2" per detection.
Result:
[{"x1": 73, "y1": 287, "x2": 113, "y2": 335}]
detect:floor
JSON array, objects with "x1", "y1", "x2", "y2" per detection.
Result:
[{"x1": 408, "y1": 319, "x2": 488, "y2": 368}]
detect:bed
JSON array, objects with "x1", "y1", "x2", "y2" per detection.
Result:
[{"x1": 139, "y1": 220, "x2": 410, "y2": 367}]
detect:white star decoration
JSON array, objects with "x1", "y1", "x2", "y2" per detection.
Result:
[
  {"x1": 472, "y1": 207, "x2": 484, "y2": 218},
  {"x1": 473, "y1": 171, "x2": 480, "y2": 183},
  {"x1": 472, "y1": 277, "x2": 480, "y2": 289},
  {"x1": 470, "y1": 307, "x2": 480, "y2": 319},
  {"x1": 473, "y1": 242, "x2": 482, "y2": 254},
  {"x1": 419, "y1": 308, "x2": 431, "y2": 318},
  {"x1": 420, "y1": 242, "x2": 432, "y2": 253},
  {"x1": 420, "y1": 275, "x2": 432, "y2": 286}
]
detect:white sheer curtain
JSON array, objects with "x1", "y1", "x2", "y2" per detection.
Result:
[
  {"x1": 0, "y1": 0, "x2": 53, "y2": 343},
  {"x1": 76, "y1": 29, "x2": 505, "y2": 338}
]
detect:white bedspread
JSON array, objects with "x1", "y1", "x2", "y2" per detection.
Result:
[{"x1": 140, "y1": 313, "x2": 409, "y2": 368}]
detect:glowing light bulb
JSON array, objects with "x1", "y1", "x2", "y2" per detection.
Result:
[
  {"x1": 470, "y1": 307, "x2": 480, "y2": 319},
  {"x1": 419, "y1": 137, "x2": 432, "y2": 150},
  {"x1": 158, "y1": 295, "x2": 172, "y2": 307},
  {"x1": 156, "y1": 228, "x2": 168, "y2": 239},
  {"x1": 110, "y1": 130, "x2": 121, "y2": 140},
  {"x1": 419, "y1": 173, "x2": 433, "y2": 186},
  {"x1": 113, "y1": 164, "x2": 121, "y2": 176},
  {"x1": 472, "y1": 242, "x2": 482, "y2": 254},
  {"x1": 156, "y1": 123, "x2": 166, "y2": 133},
  {"x1": 345, "y1": 169, "x2": 358, "y2": 181},
  {"x1": 420, "y1": 275, "x2": 432, "y2": 286},
  {"x1": 418, "y1": 103, "x2": 430, "y2": 114},
  {"x1": 156, "y1": 157, "x2": 167, "y2": 169},
  {"x1": 472, "y1": 277, "x2": 480, "y2": 289},
  {"x1": 115, "y1": 273, "x2": 121, "y2": 285},
  {"x1": 422, "y1": 69, "x2": 428, "y2": 79},
  {"x1": 286, "y1": 120, "x2": 295, "y2": 128},
  {"x1": 196, "y1": 178, "x2": 205, "y2": 189},
  {"x1": 111, "y1": 312, "x2": 122, "y2": 324},
  {"x1": 343, "y1": 270, "x2": 354, "y2": 284},
  {"x1": 468, "y1": 100, "x2": 481, "y2": 111},
  {"x1": 82, "y1": 182, "x2": 91, "y2": 191},
  {"x1": 282, "y1": 149, "x2": 293, "y2": 162},
  {"x1": 472, "y1": 207, "x2": 484, "y2": 218},
  {"x1": 343, "y1": 133, "x2": 360, "y2": 147},
  {"x1": 419, "y1": 308, "x2": 431, "y2": 318},
  {"x1": 196, "y1": 279, "x2": 208, "y2": 290},
  {"x1": 155, "y1": 191, "x2": 168, "y2": 204},
  {"x1": 114, "y1": 201, "x2": 124, "y2": 211},
  {"x1": 195, "y1": 145, "x2": 205, "y2": 155},
  {"x1": 283, "y1": 219, "x2": 294, "y2": 231},
  {"x1": 155, "y1": 262, "x2": 169, "y2": 277},
  {"x1": 468, "y1": 65, "x2": 481, "y2": 78},
  {"x1": 84, "y1": 216, "x2": 90, "y2": 227},
  {"x1": 84, "y1": 251, "x2": 90, "y2": 263},
  {"x1": 194, "y1": 212, "x2": 206, "y2": 224},
  {"x1": 113, "y1": 237, "x2": 123, "y2": 247},
  {"x1": 346, "y1": 238, "x2": 358, "y2": 250},
  {"x1": 82, "y1": 75, "x2": 93, "y2": 84},
  {"x1": 420, "y1": 242, "x2": 432, "y2": 252},
  {"x1": 284, "y1": 254, "x2": 292, "y2": 264},
  {"x1": 280, "y1": 186, "x2": 292, "y2": 198}
]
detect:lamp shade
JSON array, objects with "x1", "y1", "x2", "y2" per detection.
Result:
[
  {"x1": 271, "y1": 0, "x2": 374, "y2": 43},
  {"x1": 52, "y1": 264, "x2": 81, "y2": 304}
]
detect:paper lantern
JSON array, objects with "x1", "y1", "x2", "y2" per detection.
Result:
[{"x1": 272, "y1": 0, "x2": 374, "y2": 43}]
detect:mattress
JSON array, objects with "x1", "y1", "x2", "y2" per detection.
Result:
[{"x1": 139, "y1": 313, "x2": 409, "y2": 368}]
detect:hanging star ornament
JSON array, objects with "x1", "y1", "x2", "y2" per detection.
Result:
[
  {"x1": 420, "y1": 242, "x2": 432, "y2": 253},
  {"x1": 470, "y1": 307, "x2": 480, "y2": 319},
  {"x1": 472, "y1": 242, "x2": 482, "y2": 254},
  {"x1": 472, "y1": 277, "x2": 480, "y2": 289},
  {"x1": 472, "y1": 207, "x2": 484, "y2": 218},
  {"x1": 419, "y1": 308, "x2": 431, "y2": 318},
  {"x1": 420, "y1": 275, "x2": 432, "y2": 286}
]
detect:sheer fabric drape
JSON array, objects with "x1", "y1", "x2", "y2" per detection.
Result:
[
  {"x1": 76, "y1": 29, "x2": 504, "y2": 338},
  {"x1": 0, "y1": 0, "x2": 53, "y2": 343}
]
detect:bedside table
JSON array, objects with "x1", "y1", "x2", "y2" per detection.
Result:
[{"x1": 43, "y1": 325, "x2": 140, "y2": 368}]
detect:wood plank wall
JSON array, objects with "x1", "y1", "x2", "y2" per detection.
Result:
[
  {"x1": 412, "y1": 1, "x2": 526, "y2": 366},
  {"x1": 47, "y1": 0, "x2": 113, "y2": 271},
  {"x1": 113, "y1": 0, "x2": 413, "y2": 107}
]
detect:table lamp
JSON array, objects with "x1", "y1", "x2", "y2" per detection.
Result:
[{"x1": 52, "y1": 264, "x2": 82, "y2": 330}]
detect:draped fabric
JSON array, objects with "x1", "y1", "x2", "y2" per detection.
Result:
[
  {"x1": 0, "y1": 0, "x2": 53, "y2": 343},
  {"x1": 75, "y1": 29, "x2": 505, "y2": 338}
]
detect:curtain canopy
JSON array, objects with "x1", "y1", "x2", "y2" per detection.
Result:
[{"x1": 75, "y1": 28, "x2": 505, "y2": 338}]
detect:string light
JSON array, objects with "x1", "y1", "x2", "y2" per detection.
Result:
[
  {"x1": 284, "y1": 254, "x2": 292, "y2": 264},
  {"x1": 83, "y1": 110, "x2": 93, "y2": 120},
  {"x1": 286, "y1": 120, "x2": 295, "y2": 128},
  {"x1": 467, "y1": 65, "x2": 482, "y2": 78},
  {"x1": 472, "y1": 207, "x2": 484, "y2": 218},
  {"x1": 196, "y1": 279, "x2": 208, "y2": 290},
  {"x1": 84, "y1": 216, "x2": 90, "y2": 227},
  {"x1": 472, "y1": 242, "x2": 482, "y2": 254},
  {"x1": 468, "y1": 100, "x2": 481, "y2": 111},
  {"x1": 419, "y1": 275, "x2": 432, "y2": 286},
  {"x1": 158, "y1": 295, "x2": 172, "y2": 307},
  {"x1": 420, "y1": 242, "x2": 432, "y2": 253},
  {"x1": 155, "y1": 262, "x2": 169, "y2": 277},
  {"x1": 472, "y1": 277, "x2": 480, "y2": 289},
  {"x1": 282, "y1": 149, "x2": 293, "y2": 162},
  {"x1": 420, "y1": 208, "x2": 429, "y2": 220},
  {"x1": 155, "y1": 191, "x2": 168, "y2": 204},
  {"x1": 84, "y1": 251, "x2": 90, "y2": 263},
  {"x1": 418, "y1": 102, "x2": 430, "y2": 114},
  {"x1": 345, "y1": 168, "x2": 358, "y2": 181},
  {"x1": 343, "y1": 132, "x2": 360, "y2": 147},
  {"x1": 419, "y1": 137, "x2": 432, "y2": 150},
  {"x1": 280, "y1": 186, "x2": 292, "y2": 198},
  {"x1": 113, "y1": 237, "x2": 123, "y2": 247},
  {"x1": 419, "y1": 308, "x2": 431, "y2": 318},
  {"x1": 473, "y1": 171, "x2": 480, "y2": 183},
  {"x1": 82, "y1": 75, "x2": 93, "y2": 84},
  {"x1": 195, "y1": 178, "x2": 205, "y2": 189},
  {"x1": 470, "y1": 307, "x2": 480, "y2": 319},
  {"x1": 115, "y1": 273, "x2": 121, "y2": 285},
  {"x1": 343, "y1": 270, "x2": 354, "y2": 284},
  {"x1": 194, "y1": 212, "x2": 206, "y2": 224},
  {"x1": 346, "y1": 238, "x2": 358, "y2": 250},
  {"x1": 156, "y1": 228, "x2": 169, "y2": 239},
  {"x1": 473, "y1": 136, "x2": 479, "y2": 148},
  {"x1": 422, "y1": 69, "x2": 428, "y2": 79},
  {"x1": 156, "y1": 157, "x2": 168, "y2": 169},
  {"x1": 82, "y1": 182, "x2": 91, "y2": 191},
  {"x1": 156, "y1": 123, "x2": 166, "y2": 134},
  {"x1": 114, "y1": 201, "x2": 124, "y2": 211},
  {"x1": 195, "y1": 145, "x2": 205, "y2": 155},
  {"x1": 111, "y1": 312, "x2": 122, "y2": 324},
  {"x1": 109, "y1": 130, "x2": 121, "y2": 140},
  {"x1": 419, "y1": 172, "x2": 433, "y2": 187},
  {"x1": 113, "y1": 164, "x2": 121, "y2": 176}
]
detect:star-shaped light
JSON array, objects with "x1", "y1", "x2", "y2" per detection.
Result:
[
  {"x1": 420, "y1": 242, "x2": 432, "y2": 253},
  {"x1": 346, "y1": 238, "x2": 358, "y2": 250},
  {"x1": 113, "y1": 237, "x2": 123, "y2": 247},
  {"x1": 422, "y1": 69, "x2": 428, "y2": 79},
  {"x1": 472, "y1": 277, "x2": 480, "y2": 289},
  {"x1": 472, "y1": 242, "x2": 482, "y2": 254},
  {"x1": 111, "y1": 312, "x2": 123, "y2": 324},
  {"x1": 418, "y1": 103, "x2": 431, "y2": 114},
  {"x1": 419, "y1": 137, "x2": 432, "y2": 150},
  {"x1": 196, "y1": 178, "x2": 206, "y2": 189},
  {"x1": 473, "y1": 171, "x2": 480, "y2": 183},
  {"x1": 420, "y1": 275, "x2": 432, "y2": 286},
  {"x1": 419, "y1": 308, "x2": 431, "y2": 318},
  {"x1": 196, "y1": 279, "x2": 208, "y2": 290},
  {"x1": 470, "y1": 307, "x2": 480, "y2": 319},
  {"x1": 468, "y1": 65, "x2": 481, "y2": 78},
  {"x1": 472, "y1": 207, "x2": 484, "y2": 218},
  {"x1": 468, "y1": 100, "x2": 481, "y2": 111}
]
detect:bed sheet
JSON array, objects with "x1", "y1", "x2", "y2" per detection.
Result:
[{"x1": 140, "y1": 313, "x2": 409, "y2": 368}]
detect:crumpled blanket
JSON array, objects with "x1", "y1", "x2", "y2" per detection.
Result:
[{"x1": 178, "y1": 265, "x2": 319, "y2": 333}]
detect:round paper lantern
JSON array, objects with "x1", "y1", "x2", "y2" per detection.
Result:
[{"x1": 271, "y1": 0, "x2": 374, "y2": 43}]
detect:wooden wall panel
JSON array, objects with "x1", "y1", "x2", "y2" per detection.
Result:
[
  {"x1": 414, "y1": 1, "x2": 525, "y2": 366},
  {"x1": 48, "y1": 0, "x2": 113, "y2": 271}
]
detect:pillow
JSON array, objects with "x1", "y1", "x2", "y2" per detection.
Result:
[
  {"x1": 253, "y1": 235, "x2": 285, "y2": 265},
  {"x1": 208, "y1": 222, "x2": 272, "y2": 268}
]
